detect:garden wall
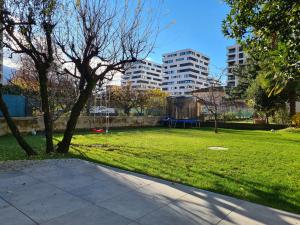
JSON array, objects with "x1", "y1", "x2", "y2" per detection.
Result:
[{"x1": 0, "y1": 116, "x2": 162, "y2": 136}]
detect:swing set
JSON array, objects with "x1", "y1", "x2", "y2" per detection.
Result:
[{"x1": 90, "y1": 87, "x2": 111, "y2": 134}]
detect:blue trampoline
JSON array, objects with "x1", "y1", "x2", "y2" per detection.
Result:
[{"x1": 160, "y1": 117, "x2": 201, "y2": 128}]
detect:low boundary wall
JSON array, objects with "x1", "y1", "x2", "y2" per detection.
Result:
[{"x1": 0, "y1": 116, "x2": 162, "y2": 136}]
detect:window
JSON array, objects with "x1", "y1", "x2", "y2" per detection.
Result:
[
  {"x1": 180, "y1": 63, "x2": 194, "y2": 67},
  {"x1": 170, "y1": 64, "x2": 177, "y2": 68},
  {"x1": 178, "y1": 69, "x2": 200, "y2": 74},
  {"x1": 228, "y1": 48, "x2": 235, "y2": 53},
  {"x1": 165, "y1": 70, "x2": 174, "y2": 74},
  {"x1": 137, "y1": 80, "x2": 149, "y2": 84},
  {"x1": 146, "y1": 72, "x2": 160, "y2": 77},
  {"x1": 177, "y1": 80, "x2": 195, "y2": 84},
  {"x1": 201, "y1": 56, "x2": 209, "y2": 61},
  {"x1": 164, "y1": 60, "x2": 173, "y2": 63},
  {"x1": 176, "y1": 58, "x2": 184, "y2": 61},
  {"x1": 187, "y1": 57, "x2": 198, "y2": 62}
]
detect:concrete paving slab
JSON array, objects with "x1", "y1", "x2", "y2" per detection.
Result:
[
  {"x1": 41, "y1": 205, "x2": 134, "y2": 225},
  {"x1": 0, "y1": 174, "x2": 40, "y2": 192},
  {"x1": 0, "y1": 182, "x2": 65, "y2": 206},
  {"x1": 0, "y1": 197, "x2": 9, "y2": 208},
  {"x1": 70, "y1": 178, "x2": 137, "y2": 204},
  {"x1": 45, "y1": 173, "x2": 98, "y2": 191},
  {"x1": 16, "y1": 192, "x2": 90, "y2": 223},
  {"x1": 0, "y1": 159, "x2": 299, "y2": 225},
  {"x1": 98, "y1": 190, "x2": 169, "y2": 220},
  {"x1": 137, "y1": 181, "x2": 188, "y2": 204},
  {"x1": 218, "y1": 201, "x2": 300, "y2": 225},
  {"x1": 137, "y1": 203, "x2": 213, "y2": 225},
  {"x1": 0, "y1": 205, "x2": 36, "y2": 225}
]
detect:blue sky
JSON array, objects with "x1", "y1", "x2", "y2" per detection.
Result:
[{"x1": 148, "y1": 0, "x2": 235, "y2": 75}]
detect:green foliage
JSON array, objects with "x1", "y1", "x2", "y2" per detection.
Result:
[
  {"x1": 247, "y1": 81, "x2": 286, "y2": 121},
  {"x1": 292, "y1": 113, "x2": 300, "y2": 127},
  {"x1": 223, "y1": 0, "x2": 300, "y2": 110}
]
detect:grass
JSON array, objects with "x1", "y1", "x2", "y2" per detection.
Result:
[{"x1": 0, "y1": 127, "x2": 299, "y2": 213}]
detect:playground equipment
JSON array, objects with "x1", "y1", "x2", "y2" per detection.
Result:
[
  {"x1": 90, "y1": 87, "x2": 111, "y2": 134},
  {"x1": 160, "y1": 117, "x2": 201, "y2": 128}
]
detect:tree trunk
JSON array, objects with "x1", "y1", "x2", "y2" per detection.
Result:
[
  {"x1": 0, "y1": 90, "x2": 37, "y2": 156},
  {"x1": 288, "y1": 89, "x2": 296, "y2": 117},
  {"x1": 124, "y1": 108, "x2": 130, "y2": 116},
  {"x1": 57, "y1": 82, "x2": 95, "y2": 153},
  {"x1": 214, "y1": 114, "x2": 218, "y2": 133},
  {"x1": 266, "y1": 113, "x2": 269, "y2": 125},
  {"x1": 38, "y1": 70, "x2": 54, "y2": 153}
]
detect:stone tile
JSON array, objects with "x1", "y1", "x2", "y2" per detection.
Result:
[
  {"x1": 218, "y1": 201, "x2": 300, "y2": 225},
  {"x1": 0, "y1": 197, "x2": 9, "y2": 209},
  {"x1": 70, "y1": 179, "x2": 135, "y2": 203},
  {"x1": 46, "y1": 173, "x2": 97, "y2": 191},
  {"x1": 0, "y1": 182, "x2": 65, "y2": 206},
  {"x1": 23, "y1": 164, "x2": 76, "y2": 181},
  {"x1": 41, "y1": 205, "x2": 133, "y2": 225},
  {"x1": 0, "y1": 171, "x2": 25, "y2": 180},
  {"x1": 137, "y1": 204, "x2": 213, "y2": 225},
  {"x1": 136, "y1": 181, "x2": 187, "y2": 204},
  {"x1": 0, "y1": 174, "x2": 40, "y2": 192},
  {"x1": 98, "y1": 190, "x2": 168, "y2": 220},
  {"x1": 172, "y1": 192, "x2": 243, "y2": 220},
  {"x1": 112, "y1": 173, "x2": 153, "y2": 189},
  {"x1": 0, "y1": 205, "x2": 36, "y2": 225},
  {"x1": 17, "y1": 192, "x2": 90, "y2": 223}
]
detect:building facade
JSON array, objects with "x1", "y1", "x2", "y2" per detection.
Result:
[
  {"x1": 226, "y1": 44, "x2": 246, "y2": 87},
  {"x1": 161, "y1": 49, "x2": 210, "y2": 96},
  {"x1": 121, "y1": 59, "x2": 163, "y2": 90}
]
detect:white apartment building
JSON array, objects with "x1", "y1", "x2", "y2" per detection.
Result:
[
  {"x1": 161, "y1": 49, "x2": 210, "y2": 96},
  {"x1": 226, "y1": 44, "x2": 246, "y2": 87},
  {"x1": 121, "y1": 59, "x2": 163, "y2": 90}
]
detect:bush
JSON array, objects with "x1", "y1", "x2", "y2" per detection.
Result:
[{"x1": 292, "y1": 113, "x2": 300, "y2": 127}]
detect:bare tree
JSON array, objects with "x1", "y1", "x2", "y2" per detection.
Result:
[
  {"x1": 193, "y1": 74, "x2": 225, "y2": 133},
  {"x1": 10, "y1": 56, "x2": 79, "y2": 121},
  {"x1": 55, "y1": 0, "x2": 159, "y2": 153},
  {"x1": 1, "y1": 0, "x2": 61, "y2": 153}
]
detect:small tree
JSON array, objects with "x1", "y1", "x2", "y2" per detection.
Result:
[
  {"x1": 2, "y1": 0, "x2": 60, "y2": 153},
  {"x1": 193, "y1": 86, "x2": 225, "y2": 133},
  {"x1": 247, "y1": 82, "x2": 286, "y2": 124},
  {"x1": 110, "y1": 84, "x2": 137, "y2": 116},
  {"x1": 193, "y1": 74, "x2": 225, "y2": 133},
  {"x1": 10, "y1": 56, "x2": 78, "y2": 121},
  {"x1": 55, "y1": 0, "x2": 159, "y2": 153}
]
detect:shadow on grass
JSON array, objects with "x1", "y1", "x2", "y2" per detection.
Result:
[{"x1": 68, "y1": 145, "x2": 300, "y2": 214}]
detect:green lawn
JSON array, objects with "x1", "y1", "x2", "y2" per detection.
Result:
[{"x1": 0, "y1": 127, "x2": 300, "y2": 213}]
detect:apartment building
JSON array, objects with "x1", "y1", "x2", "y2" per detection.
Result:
[
  {"x1": 161, "y1": 49, "x2": 210, "y2": 96},
  {"x1": 226, "y1": 44, "x2": 246, "y2": 87},
  {"x1": 121, "y1": 59, "x2": 163, "y2": 90}
]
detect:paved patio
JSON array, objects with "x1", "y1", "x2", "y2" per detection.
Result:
[{"x1": 0, "y1": 159, "x2": 299, "y2": 225}]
